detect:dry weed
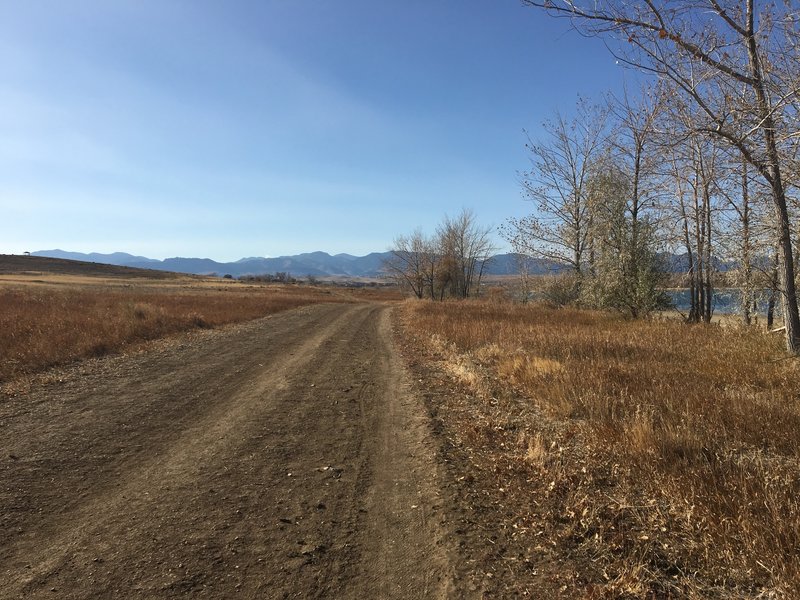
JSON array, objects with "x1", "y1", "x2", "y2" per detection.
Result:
[
  {"x1": 398, "y1": 299, "x2": 800, "y2": 597},
  {"x1": 0, "y1": 284, "x2": 348, "y2": 382}
]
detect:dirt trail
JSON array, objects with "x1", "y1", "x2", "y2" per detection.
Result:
[{"x1": 0, "y1": 303, "x2": 454, "y2": 598}]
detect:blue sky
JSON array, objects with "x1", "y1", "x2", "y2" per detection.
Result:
[{"x1": 1, "y1": 1, "x2": 627, "y2": 261}]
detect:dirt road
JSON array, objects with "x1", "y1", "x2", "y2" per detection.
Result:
[{"x1": 0, "y1": 303, "x2": 454, "y2": 598}]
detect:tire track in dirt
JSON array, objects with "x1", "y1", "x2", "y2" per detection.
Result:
[{"x1": 0, "y1": 303, "x2": 452, "y2": 599}]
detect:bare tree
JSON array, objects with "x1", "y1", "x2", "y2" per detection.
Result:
[
  {"x1": 384, "y1": 229, "x2": 430, "y2": 299},
  {"x1": 437, "y1": 209, "x2": 496, "y2": 298},
  {"x1": 420, "y1": 237, "x2": 444, "y2": 301},
  {"x1": 716, "y1": 155, "x2": 776, "y2": 326},
  {"x1": 665, "y1": 128, "x2": 724, "y2": 323},
  {"x1": 610, "y1": 83, "x2": 667, "y2": 266},
  {"x1": 502, "y1": 98, "x2": 611, "y2": 287},
  {"x1": 523, "y1": 0, "x2": 800, "y2": 350},
  {"x1": 387, "y1": 211, "x2": 495, "y2": 300}
]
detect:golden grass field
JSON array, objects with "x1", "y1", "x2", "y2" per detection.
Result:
[
  {"x1": 398, "y1": 299, "x2": 800, "y2": 597},
  {"x1": 0, "y1": 256, "x2": 401, "y2": 383}
]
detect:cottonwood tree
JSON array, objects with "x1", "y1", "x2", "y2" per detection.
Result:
[
  {"x1": 663, "y1": 120, "x2": 727, "y2": 324},
  {"x1": 524, "y1": 0, "x2": 800, "y2": 350},
  {"x1": 388, "y1": 210, "x2": 495, "y2": 300},
  {"x1": 765, "y1": 243, "x2": 782, "y2": 328},
  {"x1": 716, "y1": 156, "x2": 777, "y2": 325},
  {"x1": 729, "y1": 159, "x2": 757, "y2": 324},
  {"x1": 502, "y1": 98, "x2": 611, "y2": 297},
  {"x1": 610, "y1": 84, "x2": 667, "y2": 266},
  {"x1": 594, "y1": 84, "x2": 671, "y2": 316},
  {"x1": 437, "y1": 209, "x2": 496, "y2": 298},
  {"x1": 581, "y1": 158, "x2": 669, "y2": 316},
  {"x1": 384, "y1": 229, "x2": 431, "y2": 299}
]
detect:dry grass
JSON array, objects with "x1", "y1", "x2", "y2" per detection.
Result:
[
  {"x1": 0, "y1": 282, "x2": 350, "y2": 383},
  {"x1": 398, "y1": 299, "x2": 800, "y2": 598}
]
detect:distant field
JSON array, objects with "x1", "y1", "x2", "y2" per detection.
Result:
[
  {"x1": 398, "y1": 299, "x2": 800, "y2": 597},
  {"x1": 0, "y1": 255, "x2": 399, "y2": 383}
]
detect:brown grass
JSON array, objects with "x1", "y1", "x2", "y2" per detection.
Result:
[
  {"x1": 398, "y1": 299, "x2": 800, "y2": 597},
  {"x1": 0, "y1": 282, "x2": 352, "y2": 382}
]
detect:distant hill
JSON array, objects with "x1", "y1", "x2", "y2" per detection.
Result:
[
  {"x1": 0, "y1": 254, "x2": 184, "y2": 279},
  {"x1": 31, "y1": 249, "x2": 571, "y2": 278},
  {"x1": 33, "y1": 249, "x2": 720, "y2": 279},
  {"x1": 32, "y1": 249, "x2": 392, "y2": 278},
  {"x1": 32, "y1": 250, "x2": 160, "y2": 265}
]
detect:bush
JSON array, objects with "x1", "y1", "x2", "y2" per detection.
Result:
[{"x1": 538, "y1": 273, "x2": 580, "y2": 306}]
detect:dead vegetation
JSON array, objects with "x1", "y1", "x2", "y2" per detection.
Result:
[
  {"x1": 0, "y1": 282, "x2": 350, "y2": 383},
  {"x1": 397, "y1": 299, "x2": 800, "y2": 598},
  {"x1": 0, "y1": 252, "x2": 405, "y2": 384}
]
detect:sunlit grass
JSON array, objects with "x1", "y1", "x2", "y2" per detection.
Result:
[
  {"x1": 0, "y1": 284, "x2": 346, "y2": 382},
  {"x1": 399, "y1": 299, "x2": 800, "y2": 597}
]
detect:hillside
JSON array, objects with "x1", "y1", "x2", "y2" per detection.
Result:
[{"x1": 0, "y1": 254, "x2": 184, "y2": 279}]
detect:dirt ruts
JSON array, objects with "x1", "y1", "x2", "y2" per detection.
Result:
[{"x1": 0, "y1": 303, "x2": 456, "y2": 598}]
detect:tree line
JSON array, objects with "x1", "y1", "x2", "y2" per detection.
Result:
[
  {"x1": 515, "y1": 1, "x2": 800, "y2": 351},
  {"x1": 389, "y1": 2, "x2": 800, "y2": 354},
  {"x1": 384, "y1": 209, "x2": 495, "y2": 300}
]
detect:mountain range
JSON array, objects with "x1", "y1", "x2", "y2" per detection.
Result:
[
  {"x1": 31, "y1": 249, "x2": 558, "y2": 278},
  {"x1": 30, "y1": 249, "x2": 727, "y2": 279}
]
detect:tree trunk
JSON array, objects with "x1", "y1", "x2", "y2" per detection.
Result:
[
  {"x1": 741, "y1": 160, "x2": 752, "y2": 326},
  {"x1": 768, "y1": 246, "x2": 779, "y2": 329},
  {"x1": 703, "y1": 183, "x2": 713, "y2": 324},
  {"x1": 773, "y1": 187, "x2": 800, "y2": 350},
  {"x1": 679, "y1": 190, "x2": 699, "y2": 323},
  {"x1": 694, "y1": 177, "x2": 708, "y2": 322},
  {"x1": 743, "y1": 11, "x2": 800, "y2": 351}
]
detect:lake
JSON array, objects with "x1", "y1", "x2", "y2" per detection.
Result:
[{"x1": 666, "y1": 288, "x2": 777, "y2": 316}]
